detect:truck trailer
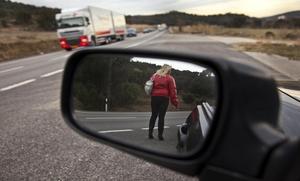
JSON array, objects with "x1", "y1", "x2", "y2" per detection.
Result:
[{"x1": 55, "y1": 6, "x2": 126, "y2": 51}]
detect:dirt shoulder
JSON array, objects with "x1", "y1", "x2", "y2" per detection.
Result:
[
  {"x1": 169, "y1": 24, "x2": 300, "y2": 41},
  {"x1": 233, "y1": 42, "x2": 300, "y2": 61}
]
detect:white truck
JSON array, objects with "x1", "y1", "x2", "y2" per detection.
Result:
[{"x1": 55, "y1": 6, "x2": 126, "y2": 51}]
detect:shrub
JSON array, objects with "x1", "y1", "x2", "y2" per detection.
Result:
[
  {"x1": 36, "y1": 12, "x2": 57, "y2": 31},
  {"x1": 285, "y1": 33, "x2": 298, "y2": 40},
  {"x1": 113, "y1": 82, "x2": 142, "y2": 106},
  {"x1": 182, "y1": 93, "x2": 195, "y2": 104},
  {"x1": 265, "y1": 31, "x2": 275, "y2": 39},
  {"x1": 15, "y1": 11, "x2": 32, "y2": 25},
  {"x1": 1, "y1": 20, "x2": 8, "y2": 27}
]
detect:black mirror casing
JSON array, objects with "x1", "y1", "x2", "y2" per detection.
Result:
[{"x1": 61, "y1": 48, "x2": 287, "y2": 180}]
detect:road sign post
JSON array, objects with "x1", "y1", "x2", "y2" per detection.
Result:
[{"x1": 105, "y1": 98, "x2": 108, "y2": 112}]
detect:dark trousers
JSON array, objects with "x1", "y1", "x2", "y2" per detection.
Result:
[{"x1": 149, "y1": 96, "x2": 169, "y2": 137}]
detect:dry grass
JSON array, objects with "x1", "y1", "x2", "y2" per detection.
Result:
[
  {"x1": 127, "y1": 24, "x2": 156, "y2": 33},
  {"x1": 0, "y1": 40, "x2": 60, "y2": 62},
  {"x1": 0, "y1": 28, "x2": 60, "y2": 62},
  {"x1": 233, "y1": 42, "x2": 300, "y2": 60},
  {"x1": 0, "y1": 28, "x2": 57, "y2": 43},
  {"x1": 169, "y1": 24, "x2": 300, "y2": 41}
]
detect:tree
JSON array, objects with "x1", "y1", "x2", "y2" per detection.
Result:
[
  {"x1": 36, "y1": 13, "x2": 55, "y2": 30},
  {"x1": 15, "y1": 11, "x2": 31, "y2": 25},
  {"x1": 1, "y1": 20, "x2": 8, "y2": 27}
]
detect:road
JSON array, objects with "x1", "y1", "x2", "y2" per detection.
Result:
[
  {"x1": 75, "y1": 111, "x2": 190, "y2": 155},
  {"x1": 0, "y1": 30, "x2": 299, "y2": 180}
]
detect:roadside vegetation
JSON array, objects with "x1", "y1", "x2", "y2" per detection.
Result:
[
  {"x1": 233, "y1": 42, "x2": 300, "y2": 60},
  {"x1": 169, "y1": 24, "x2": 300, "y2": 40},
  {"x1": 0, "y1": 0, "x2": 60, "y2": 62},
  {"x1": 168, "y1": 24, "x2": 300, "y2": 60},
  {"x1": 73, "y1": 55, "x2": 217, "y2": 112},
  {"x1": 0, "y1": 0, "x2": 60, "y2": 31},
  {"x1": 0, "y1": 28, "x2": 59, "y2": 62}
]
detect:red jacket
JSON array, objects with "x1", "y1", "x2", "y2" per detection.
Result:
[{"x1": 151, "y1": 74, "x2": 179, "y2": 107}]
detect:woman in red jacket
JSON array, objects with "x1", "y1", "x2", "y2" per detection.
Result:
[{"x1": 148, "y1": 64, "x2": 179, "y2": 140}]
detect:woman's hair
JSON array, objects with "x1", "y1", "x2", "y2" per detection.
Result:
[{"x1": 155, "y1": 64, "x2": 172, "y2": 76}]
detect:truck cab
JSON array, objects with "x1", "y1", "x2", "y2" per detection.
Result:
[{"x1": 56, "y1": 11, "x2": 92, "y2": 50}]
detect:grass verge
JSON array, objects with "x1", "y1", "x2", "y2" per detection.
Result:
[
  {"x1": 0, "y1": 40, "x2": 60, "y2": 62},
  {"x1": 233, "y1": 43, "x2": 300, "y2": 60},
  {"x1": 0, "y1": 29, "x2": 60, "y2": 62},
  {"x1": 169, "y1": 24, "x2": 300, "y2": 40}
]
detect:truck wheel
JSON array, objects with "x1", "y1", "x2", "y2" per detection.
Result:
[
  {"x1": 65, "y1": 48, "x2": 72, "y2": 51},
  {"x1": 119, "y1": 35, "x2": 125, "y2": 41},
  {"x1": 105, "y1": 37, "x2": 111, "y2": 44}
]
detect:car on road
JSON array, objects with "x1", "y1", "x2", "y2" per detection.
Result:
[
  {"x1": 176, "y1": 102, "x2": 215, "y2": 152},
  {"x1": 126, "y1": 28, "x2": 137, "y2": 37},
  {"x1": 143, "y1": 28, "x2": 155, "y2": 33},
  {"x1": 157, "y1": 23, "x2": 167, "y2": 31}
]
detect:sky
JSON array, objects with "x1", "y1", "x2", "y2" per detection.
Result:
[
  {"x1": 131, "y1": 57, "x2": 206, "y2": 73},
  {"x1": 11, "y1": 0, "x2": 300, "y2": 17}
]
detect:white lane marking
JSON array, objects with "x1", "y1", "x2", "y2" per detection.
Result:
[
  {"x1": 40, "y1": 69, "x2": 63, "y2": 78},
  {"x1": 198, "y1": 105, "x2": 209, "y2": 137},
  {"x1": 86, "y1": 117, "x2": 136, "y2": 120},
  {"x1": 0, "y1": 79, "x2": 36, "y2": 91},
  {"x1": 49, "y1": 57, "x2": 63, "y2": 61},
  {"x1": 126, "y1": 31, "x2": 165, "y2": 48},
  {"x1": 141, "y1": 126, "x2": 170, "y2": 130},
  {"x1": 64, "y1": 54, "x2": 71, "y2": 58},
  {"x1": 0, "y1": 66, "x2": 23, "y2": 74},
  {"x1": 279, "y1": 88, "x2": 300, "y2": 100},
  {"x1": 98, "y1": 129, "x2": 133, "y2": 134},
  {"x1": 48, "y1": 53, "x2": 71, "y2": 61},
  {"x1": 0, "y1": 51, "x2": 65, "y2": 67}
]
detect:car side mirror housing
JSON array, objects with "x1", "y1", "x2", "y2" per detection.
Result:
[{"x1": 61, "y1": 48, "x2": 287, "y2": 180}]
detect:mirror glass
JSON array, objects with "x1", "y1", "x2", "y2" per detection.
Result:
[{"x1": 72, "y1": 54, "x2": 218, "y2": 156}]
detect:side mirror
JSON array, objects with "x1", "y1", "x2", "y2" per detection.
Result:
[{"x1": 61, "y1": 48, "x2": 287, "y2": 180}]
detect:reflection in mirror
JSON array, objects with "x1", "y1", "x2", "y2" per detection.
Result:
[{"x1": 72, "y1": 54, "x2": 218, "y2": 156}]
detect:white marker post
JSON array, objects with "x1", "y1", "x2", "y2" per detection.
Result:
[{"x1": 105, "y1": 98, "x2": 108, "y2": 112}]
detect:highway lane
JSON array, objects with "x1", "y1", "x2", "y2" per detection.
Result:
[
  {"x1": 75, "y1": 111, "x2": 191, "y2": 155},
  {"x1": 0, "y1": 30, "x2": 198, "y2": 180},
  {"x1": 0, "y1": 31, "x2": 164, "y2": 91},
  {"x1": 0, "y1": 30, "x2": 300, "y2": 180},
  {"x1": 75, "y1": 111, "x2": 189, "y2": 129}
]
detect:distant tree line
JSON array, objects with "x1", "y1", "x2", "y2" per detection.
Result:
[
  {"x1": 2, "y1": 0, "x2": 297, "y2": 31},
  {"x1": 73, "y1": 55, "x2": 217, "y2": 111},
  {"x1": 126, "y1": 11, "x2": 300, "y2": 28},
  {"x1": 0, "y1": 0, "x2": 60, "y2": 30}
]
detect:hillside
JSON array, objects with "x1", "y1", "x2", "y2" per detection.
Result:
[
  {"x1": 126, "y1": 11, "x2": 261, "y2": 28},
  {"x1": 261, "y1": 11, "x2": 300, "y2": 28},
  {"x1": 0, "y1": 0, "x2": 60, "y2": 30},
  {"x1": 0, "y1": 0, "x2": 299, "y2": 31},
  {"x1": 264, "y1": 11, "x2": 300, "y2": 21},
  {"x1": 126, "y1": 10, "x2": 300, "y2": 28}
]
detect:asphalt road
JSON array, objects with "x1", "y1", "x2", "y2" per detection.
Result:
[
  {"x1": 0, "y1": 30, "x2": 299, "y2": 180},
  {"x1": 75, "y1": 111, "x2": 191, "y2": 155}
]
